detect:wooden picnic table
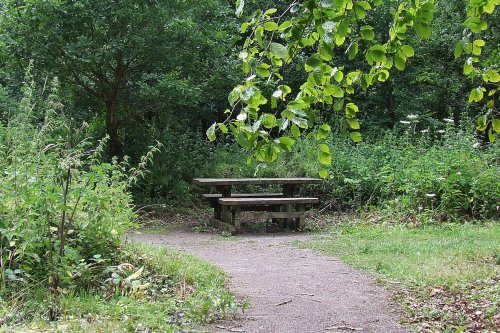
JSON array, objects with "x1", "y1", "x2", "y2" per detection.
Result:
[
  {"x1": 193, "y1": 178, "x2": 321, "y2": 234},
  {"x1": 193, "y1": 177, "x2": 322, "y2": 197}
]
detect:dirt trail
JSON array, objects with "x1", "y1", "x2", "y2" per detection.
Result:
[{"x1": 133, "y1": 229, "x2": 409, "y2": 333}]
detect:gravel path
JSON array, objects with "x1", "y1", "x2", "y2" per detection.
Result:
[{"x1": 133, "y1": 229, "x2": 409, "y2": 333}]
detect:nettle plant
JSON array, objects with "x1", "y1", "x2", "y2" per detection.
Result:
[
  {"x1": 208, "y1": 0, "x2": 498, "y2": 177},
  {"x1": 0, "y1": 69, "x2": 160, "y2": 304}
]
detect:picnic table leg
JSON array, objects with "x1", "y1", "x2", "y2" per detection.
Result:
[
  {"x1": 233, "y1": 207, "x2": 241, "y2": 233},
  {"x1": 282, "y1": 184, "x2": 297, "y2": 229},
  {"x1": 214, "y1": 185, "x2": 232, "y2": 220},
  {"x1": 297, "y1": 203, "x2": 306, "y2": 230}
]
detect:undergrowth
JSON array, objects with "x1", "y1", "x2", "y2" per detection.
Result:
[
  {"x1": 200, "y1": 122, "x2": 499, "y2": 221},
  {"x1": 0, "y1": 68, "x2": 238, "y2": 330}
]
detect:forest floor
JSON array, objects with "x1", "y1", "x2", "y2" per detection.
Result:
[{"x1": 133, "y1": 218, "x2": 410, "y2": 333}]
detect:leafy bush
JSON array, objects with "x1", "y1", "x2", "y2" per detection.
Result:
[{"x1": 0, "y1": 72, "x2": 158, "y2": 307}]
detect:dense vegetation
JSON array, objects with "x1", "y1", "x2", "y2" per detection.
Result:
[{"x1": 0, "y1": 0, "x2": 498, "y2": 331}]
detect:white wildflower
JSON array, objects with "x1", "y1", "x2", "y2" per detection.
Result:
[
  {"x1": 437, "y1": 177, "x2": 445, "y2": 181},
  {"x1": 443, "y1": 118, "x2": 454, "y2": 124},
  {"x1": 456, "y1": 172, "x2": 462, "y2": 176},
  {"x1": 472, "y1": 142, "x2": 481, "y2": 148},
  {"x1": 437, "y1": 130, "x2": 445, "y2": 134},
  {"x1": 400, "y1": 120, "x2": 411, "y2": 125},
  {"x1": 407, "y1": 114, "x2": 419, "y2": 120},
  {"x1": 421, "y1": 129, "x2": 429, "y2": 133},
  {"x1": 425, "y1": 193, "x2": 436, "y2": 198}
]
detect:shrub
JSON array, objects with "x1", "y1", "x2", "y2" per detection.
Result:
[
  {"x1": 204, "y1": 125, "x2": 499, "y2": 220},
  {"x1": 0, "y1": 71, "x2": 158, "y2": 306}
]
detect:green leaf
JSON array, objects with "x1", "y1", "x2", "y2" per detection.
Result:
[
  {"x1": 378, "y1": 70, "x2": 390, "y2": 82},
  {"x1": 348, "y1": 41, "x2": 359, "y2": 60},
  {"x1": 415, "y1": 22, "x2": 432, "y2": 39},
  {"x1": 319, "y1": 143, "x2": 330, "y2": 153},
  {"x1": 319, "y1": 151, "x2": 332, "y2": 165},
  {"x1": 278, "y1": 137, "x2": 295, "y2": 151},
  {"x1": 350, "y1": 132, "x2": 362, "y2": 142},
  {"x1": 319, "y1": 169, "x2": 329, "y2": 179},
  {"x1": 464, "y1": 63, "x2": 474, "y2": 75},
  {"x1": 464, "y1": 17, "x2": 488, "y2": 33},
  {"x1": 476, "y1": 115, "x2": 488, "y2": 131},
  {"x1": 454, "y1": 41, "x2": 463, "y2": 59},
  {"x1": 488, "y1": 128, "x2": 496, "y2": 142},
  {"x1": 345, "y1": 103, "x2": 359, "y2": 118},
  {"x1": 317, "y1": 124, "x2": 331, "y2": 140},
  {"x1": 401, "y1": 45, "x2": 414, "y2": 57},
  {"x1": 324, "y1": 85, "x2": 344, "y2": 98},
  {"x1": 256, "y1": 64, "x2": 270, "y2": 78},
  {"x1": 218, "y1": 123, "x2": 228, "y2": 134},
  {"x1": 263, "y1": 21, "x2": 279, "y2": 31},
  {"x1": 492, "y1": 119, "x2": 500, "y2": 133},
  {"x1": 265, "y1": 8, "x2": 277, "y2": 15},
  {"x1": 270, "y1": 42, "x2": 289, "y2": 59},
  {"x1": 319, "y1": 41, "x2": 334, "y2": 61},
  {"x1": 279, "y1": 21, "x2": 293, "y2": 31},
  {"x1": 206, "y1": 123, "x2": 216, "y2": 141},
  {"x1": 368, "y1": 45, "x2": 387, "y2": 63},
  {"x1": 469, "y1": 87, "x2": 484, "y2": 103},
  {"x1": 291, "y1": 124, "x2": 300, "y2": 138},
  {"x1": 305, "y1": 54, "x2": 323, "y2": 71},
  {"x1": 347, "y1": 118, "x2": 360, "y2": 130},
  {"x1": 394, "y1": 56, "x2": 406, "y2": 70},
  {"x1": 360, "y1": 26, "x2": 375, "y2": 40},
  {"x1": 261, "y1": 114, "x2": 276, "y2": 129}
]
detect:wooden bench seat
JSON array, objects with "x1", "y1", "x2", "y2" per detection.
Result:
[
  {"x1": 202, "y1": 193, "x2": 283, "y2": 202},
  {"x1": 218, "y1": 197, "x2": 318, "y2": 233},
  {"x1": 203, "y1": 193, "x2": 284, "y2": 220},
  {"x1": 218, "y1": 197, "x2": 318, "y2": 206}
]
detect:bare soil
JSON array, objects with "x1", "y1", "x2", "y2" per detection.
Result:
[{"x1": 133, "y1": 226, "x2": 409, "y2": 333}]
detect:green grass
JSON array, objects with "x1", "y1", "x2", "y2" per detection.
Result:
[
  {"x1": 1, "y1": 242, "x2": 239, "y2": 332},
  {"x1": 300, "y1": 222, "x2": 499, "y2": 287},
  {"x1": 298, "y1": 220, "x2": 500, "y2": 332}
]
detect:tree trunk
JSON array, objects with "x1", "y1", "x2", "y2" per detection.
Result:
[
  {"x1": 105, "y1": 55, "x2": 126, "y2": 158},
  {"x1": 105, "y1": 98, "x2": 121, "y2": 157},
  {"x1": 385, "y1": 79, "x2": 396, "y2": 126}
]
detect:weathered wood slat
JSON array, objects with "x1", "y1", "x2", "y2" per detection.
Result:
[
  {"x1": 203, "y1": 193, "x2": 283, "y2": 200},
  {"x1": 243, "y1": 211, "x2": 305, "y2": 219},
  {"x1": 218, "y1": 197, "x2": 319, "y2": 206},
  {"x1": 194, "y1": 178, "x2": 322, "y2": 186}
]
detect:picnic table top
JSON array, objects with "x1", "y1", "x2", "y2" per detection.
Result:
[{"x1": 193, "y1": 177, "x2": 322, "y2": 186}]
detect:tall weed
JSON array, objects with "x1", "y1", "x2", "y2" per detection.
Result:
[{"x1": 0, "y1": 70, "x2": 159, "y2": 314}]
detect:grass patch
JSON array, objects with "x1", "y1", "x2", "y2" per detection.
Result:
[
  {"x1": 0, "y1": 242, "x2": 240, "y2": 332},
  {"x1": 298, "y1": 219, "x2": 500, "y2": 332}
]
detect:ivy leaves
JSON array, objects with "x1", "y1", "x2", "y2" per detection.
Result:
[{"x1": 210, "y1": 0, "x2": 437, "y2": 178}]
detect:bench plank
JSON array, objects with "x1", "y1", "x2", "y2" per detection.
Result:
[
  {"x1": 194, "y1": 178, "x2": 322, "y2": 186},
  {"x1": 218, "y1": 197, "x2": 318, "y2": 206},
  {"x1": 203, "y1": 193, "x2": 283, "y2": 200}
]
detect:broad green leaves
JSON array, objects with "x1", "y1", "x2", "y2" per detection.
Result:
[
  {"x1": 457, "y1": 0, "x2": 499, "y2": 142},
  {"x1": 270, "y1": 42, "x2": 288, "y2": 59},
  {"x1": 213, "y1": 0, "x2": 438, "y2": 175}
]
